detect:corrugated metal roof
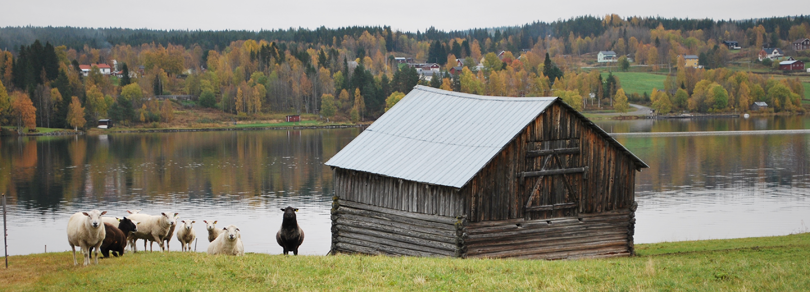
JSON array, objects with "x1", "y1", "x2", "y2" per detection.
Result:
[{"x1": 326, "y1": 86, "x2": 647, "y2": 189}]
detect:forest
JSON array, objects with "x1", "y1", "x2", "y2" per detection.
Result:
[{"x1": 0, "y1": 14, "x2": 808, "y2": 130}]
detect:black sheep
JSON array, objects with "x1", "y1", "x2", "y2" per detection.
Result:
[
  {"x1": 95, "y1": 217, "x2": 138, "y2": 258},
  {"x1": 276, "y1": 206, "x2": 305, "y2": 255}
]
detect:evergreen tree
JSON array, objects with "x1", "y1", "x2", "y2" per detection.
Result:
[{"x1": 120, "y1": 63, "x2": 131, "y2": 87}]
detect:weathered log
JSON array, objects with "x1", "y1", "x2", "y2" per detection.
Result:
[
  {"x1": 337, "y1": 205, "x2": 456, "y2": 232},
  {"x1": 466, "y1": 233, "x2": 628, "y2": 255},
  {"x1": 520, "y1": 167, "x2": 586, "y2": 179},
  {"x1": 339, "y1": 199, "x2": 458, "y2": 225},
  {"x1": 335, "y1": 223, "x2": 457, "y2": 250},
  {"x1": 526, "y1": 148, "x2": 580, "y2": 158},
  {"x1": 336, "y1": 237, "x2": 448, "y2": 257},
  {"x1": 524, "y1": 202, "x2": 578, "y2": 212},
  {"x1": 513, "y1": 247, "x2": 630, "y2": 260},
  {"x1": 338, "y1": 213, "x2": 454, "y2": 238},
  {"x1": 337, "y1": 233, "x2": 455, "y2": 256},
  {"x1": 466, "y1": 218, "x2": 629, "y2": 236},
  {"x1": 466, "y1": 228, "x2": 628, "y2": 249},
  {"x1": 469, "y1": 239, "x2": 628, "y2": 259},
  {"x1": 465, "y1": 222, "x2": 630, "y2": 243}
]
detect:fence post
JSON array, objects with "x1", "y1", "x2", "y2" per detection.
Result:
[{"x1": 3, "y1": 194, "x2": 7, "y2": 268}]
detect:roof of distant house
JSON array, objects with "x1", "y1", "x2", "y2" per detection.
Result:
[
  {"x1": 599, "y1": 51, "x2": 616, "y2": 55},
  {"x1": 780, "y1": 60, "x2": 800, "y2": 65},
  {"x1": 793, "y1": 38, "x2": 810, "y2": 44},
  {"x1": 762, "y1": 48, "x2": 784, "y2": 54},
  {"x1": 684, "y1": 55, "x2": 698, "y2": 59},
  {"x1": 754, "y1": 101, "x2": 768, "y2": 106}
]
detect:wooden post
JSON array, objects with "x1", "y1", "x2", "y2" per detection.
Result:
[{"x1": 3, "y1": 194, "x2": 7, "y2": 268}]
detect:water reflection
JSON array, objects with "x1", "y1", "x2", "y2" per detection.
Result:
[{"x1": 1, "y1": 129, "x2": 360, "y2": 255}]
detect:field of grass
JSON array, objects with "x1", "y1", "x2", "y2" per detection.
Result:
[
  {"x1": 599, "y1": 72, "x2": 667, "y2": 96},
  {"x1": 2, "y1": 233, "x2": 808, "y2": 291}
]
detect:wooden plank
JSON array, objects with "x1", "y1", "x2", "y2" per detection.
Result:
[
  {"x1": 524, "y1": 202, "x2": 578, "y2": 212},
  {"x1": 521, "y1": 167, "x2": 586, "y2": 179},
  {"x1": 336, "y1": 238, "x2": 450, "y2": 257},
  {"x1": 527, "y1": 147, "x2": 580, "y2": 158},
  {"x1": 469, "y1": 238, "x2": 628, "y2": 259},
  {"x1": 338, "y1": 213, "x2": 456, "y2": 238},
  {"x1": 467, "y1": 233, "x2": 628, "y2": 255},
  {"x1": 338, "y1": 199, "x2": 457, "y2": 225},
  {"x1": 338, "y1": 233, "x2": 455, "y2": 256}
]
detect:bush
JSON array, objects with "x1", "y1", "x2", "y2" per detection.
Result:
[{"x1": 199, "y1": 90, "x2": 217, "y2": 108}]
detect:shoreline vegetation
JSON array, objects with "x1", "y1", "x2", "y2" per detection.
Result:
[
  {"x1": 0, "y1": 232, "x2": 807, "y2": 290},
  {"x1": 2, "y1": 106, "x2": 802, "y2": 136}
]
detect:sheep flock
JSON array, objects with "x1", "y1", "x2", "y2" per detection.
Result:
[{"x1": 65, "y1": 207, "x2": 305, "y2": 266}]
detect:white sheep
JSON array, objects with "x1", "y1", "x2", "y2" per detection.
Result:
[
  {"x1": 126, "y1": 212, "x2": 177, "y2": 252},
  {"x1": 160, "y1": 214, "x2": 180, "y2": 251},
  {"x1": 176, "y1": 220, "x2": 196, "y2": 252},
  {"x1": 203, "y1": 220, "x2": 221, "y2": 242},
  {"x1": 207, "y1": 225, "x2": 244, "y2": 256},
  {"x1": 66, "y1": 210, "x2": 107, "y2": 266}
]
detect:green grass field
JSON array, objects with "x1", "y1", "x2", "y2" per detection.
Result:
[
  {"x1": 600, "y1": 72, "x2": 667, "y2": 96},
  {"x1": 2, "y1": 233, "x2": 808, "y2": 291}
]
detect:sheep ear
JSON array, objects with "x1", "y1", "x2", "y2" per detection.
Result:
[
  {"x1": 203, "y1": 220, "x2": 208, "y2": 224},
  {"x1": 294, "y1": 209, "x2": 299, "y2": 212},
  {"x1": 222, "y1": 227, "x2": 227, "y2": 230},
  {"x1": 116, "y1": 217, "x2": 122, "y2": 222},
  {"x1": 191, "y1": 221, "x2": 196, "y2": 224},
  {"x1": 213, "y1": 221, "x2": 217, "y2": 224},
  {"x1": 100, "y1": 211, "x2": 107, "y2": 216},
  {"x1": 162, "y1": 212, "x2": 168, "y2": 217},
  {"x1": 280, "y1": 208, "x2": 285, "y2": 212},
  {"x1": 82, "y1": 212, "x2": 90, "y2": 217},
  {"x1": 236, "y1": 228, "x2": 240, "y2": 231},
  {"x1": 174, "y1": 213, "x2": 179, "y2": 217}
]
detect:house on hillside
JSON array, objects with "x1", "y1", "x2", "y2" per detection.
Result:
[
  {"x1": 598, "y1": 51, "x2": 618, "y2": 63},
  {"x1": 758, "y1": 48, "x2": 784, "y2": 61},
  {"x1": 793, "y1": 38, "x2": 810, "y2": 51},
  {"x1": 683, "y1": 55, "x2": 699, "y2": 68},
  {"x1": 779, "y1": 60, "x2": 804, "y2": 71},
  {"x1": 327, "y1": 86, "x2": 648, "y2": 260},
  {"x1": 79, "y1": 64, "x2": 112, "y2": 76},
  {"x1": 723, "y1": 41, "x2": 741, "y2": 50}
]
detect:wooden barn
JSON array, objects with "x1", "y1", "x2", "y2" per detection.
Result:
[{"x1": 326, "y1": 86, "x2": 648, "y2": 260}]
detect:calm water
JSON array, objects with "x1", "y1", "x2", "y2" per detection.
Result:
[{"x1": 1, "y1": 116, "x2": 809, "y2": 256}]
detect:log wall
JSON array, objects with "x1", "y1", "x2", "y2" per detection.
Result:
[
  {"x1": 331, "y1": 199, "x2": 465, "y2": 257},
  {"x1": 463, "y1": 209, "x2": 634, "y2": 259}
]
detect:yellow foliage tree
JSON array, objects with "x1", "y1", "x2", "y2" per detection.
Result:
[
  {"x1": 440, "y1": 78, "x2": 453, "y2": 92},
  {"x1": 66, "y1": 96, "x2": 86, "y2": 131},
  {"x1": 614, "y1": 89, "x2": 629, "y2": 113},
  {"x1": 385, "y1": 91, "x2": 405, "y2": 112},
  {"x1": 11, "y1": 91, "x2": 37, "y2": 131}
]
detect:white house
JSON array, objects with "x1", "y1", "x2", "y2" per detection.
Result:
[
  {"x1": 79, "y1": 64, "x2": 112, "y2": 76},
  {"x1": 598, "y1": 51, "x2": 617, "y2": 63}
]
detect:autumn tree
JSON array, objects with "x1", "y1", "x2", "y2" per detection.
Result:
[
  {"x1": 321, "y1": 93, "x2": 336, "y2": 119},
  {"x1": 11, "y1": 91, "x2": 37, "y2": 131},
  {"x1": 614, "y1": 88, "x2": 629, "y2": 113},
  {"x1": 0, "y1": 79, "x2": 9, "y2": 114},
  {"x1": 66, "y1": 96, "x2": 86, "y2": 130},
  {"x1": 651, "y1": 90, "x2": 673, "y2": 114},
  {"x1": 673, "y1": 88, "x2": 689, "y2": 110},
  {"x1": 353, "y1": 88, "x2": 365, "y2": 121},
  {"x1": 384, "y1": 91, "x2": 405, "y2": 112}
]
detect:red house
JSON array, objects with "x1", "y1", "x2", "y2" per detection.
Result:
[
  {"x1": 779, "y1": 60, "x2": 804, "y2": 71},
  {"x1": 285, "y1": 115, "x2": 300, "y2": 122}
]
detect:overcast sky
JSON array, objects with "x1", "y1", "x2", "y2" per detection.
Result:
[{"x1": 2, "y1": 0, "x2": 808, "y2": 33}]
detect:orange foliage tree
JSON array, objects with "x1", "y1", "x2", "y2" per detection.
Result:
[{"x1": 11, "y1": 91, "x2": 36, "y2": 131}]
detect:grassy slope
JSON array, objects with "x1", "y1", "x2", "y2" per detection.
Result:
[
  {"x1": 600, "y1": 72, "x2": 667, "y2": 96},
  {"x1": 2, "y1": 233, "x2": 808, "y2": 291}
]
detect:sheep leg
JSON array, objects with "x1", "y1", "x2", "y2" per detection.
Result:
[
  {"x1": 71, "y1": 245, "x2": 78, "y2": 266},
  {"x1": 101, "y1": 247, "x2": 110, "y2": 258},
  {"x1": 293, "y1": 248, "x2": 298, "y2": 256},
  {"x1": 152, "y1": 234, "x2": 165, "y2": 252},
  {"x1": 80, "y1": 243, "x2": 89, "y2": 266},
  {"x1": 93, "y1": 242, "x2": 101, "y2": 264}
]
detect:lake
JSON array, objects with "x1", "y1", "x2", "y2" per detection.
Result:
[{"x1": 1, "y1": 116, "x2": 809, "y2": 256}]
